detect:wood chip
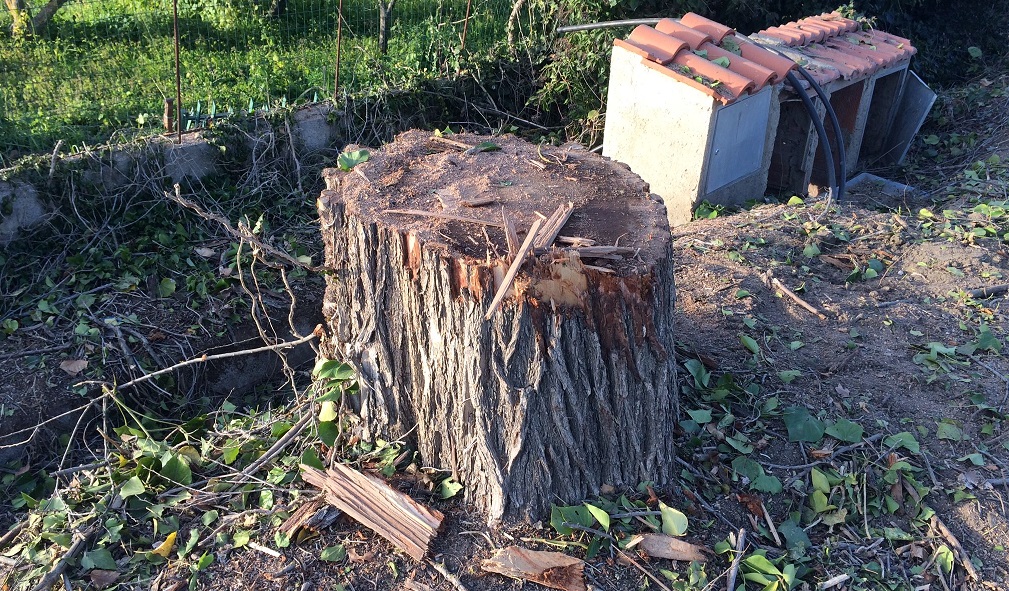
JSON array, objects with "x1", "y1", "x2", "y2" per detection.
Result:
[
  {"x1": 482, "y1": 546, "x2": 586, "y2": 591},
  {"x1": 484, "y1": 218, "x2": 544, "y2": 320},
  {"x1": 528, "y1": 159, "x2": 547, "y2": 170},
  {"x1": 300, "y1": 464, "x2": 443, "y2": 561},
  {"x1": 626, "y1": 534, "x2": 707, "y2": 562}
]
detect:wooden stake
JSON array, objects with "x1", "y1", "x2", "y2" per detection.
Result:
[
  {"x1": 502, "y1": 211, "x2": 519, "y2": 259},
  {"x1": 484, "y1": 218, "x2": 543, "y2": 320}
]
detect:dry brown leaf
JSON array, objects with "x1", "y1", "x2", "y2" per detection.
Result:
[
  {"x1": 482, "y1": 546, "x2": 586, "y2": 591},
  {"x1": 59, "y1": 359, "x2": 88, "y2": 376},
  {"x1": 627, "y1": 534, "x2": 708, "y2": 562},
  {"x1": 735, "y1": 493, "x2": 764, "y2": 517},
  {"x1": 89, "y1": 569, "x2": 120, "y2": 588}
]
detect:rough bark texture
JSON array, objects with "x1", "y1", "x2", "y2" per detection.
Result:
[{"x1": 317, "y1": 130, "x2": 678, "y2": 524}]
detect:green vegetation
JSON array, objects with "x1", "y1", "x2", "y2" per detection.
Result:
[{"x1": 0, "y1": 0, "x2": 511, "y2": 156}]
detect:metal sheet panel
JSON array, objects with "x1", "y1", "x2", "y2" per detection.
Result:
[
  {"x1": 882, "y1": 70, "x2": 936, "y2": 165},
  {"x1": 704, "y1": 88, "x2": 773, "y2": 194}
]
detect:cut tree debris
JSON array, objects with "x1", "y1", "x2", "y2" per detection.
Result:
[
  {"x1": 482, "y1": 546, "x2": 586, "y2": 591},
  {"x1": 300, "y1": 464, "x2": 443, "y2": 561},
  {"x1": 625, "y1": 534, "x2": 708, "y2": 562}
]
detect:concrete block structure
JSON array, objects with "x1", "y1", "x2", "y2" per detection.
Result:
[{"x1": 603, "y1": 12, "x2": 930, "y2": 226}]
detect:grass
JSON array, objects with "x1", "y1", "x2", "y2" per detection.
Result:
[{"x1": 0, "y1": 0, "x2": 512, "y2": 157}]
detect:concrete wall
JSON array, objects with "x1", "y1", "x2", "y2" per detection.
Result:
[{"x1": 603, "y1": 45, "x2": 777, "y2": 226}]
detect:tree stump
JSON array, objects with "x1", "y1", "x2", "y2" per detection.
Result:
[{"x1": 318, "y1": 130, "x2": 678, "y2": 523}]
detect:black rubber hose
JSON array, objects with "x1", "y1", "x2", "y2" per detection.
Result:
[
  {"x1": 786, "y1": 70, "x2": 837, "y2": 203},
  {"x1": 795, "y1": 65, "x2": 846, "y2": 200},
  {"x1": 556, "y1": 19, "x2": 662, "y2": 34}
]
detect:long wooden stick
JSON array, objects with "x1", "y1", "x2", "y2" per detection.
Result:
[
  {"x1": 770, "y1": 277, "x2": 827, "y2": 320},
  {"x1": 484, "y1": 218, "x2": 543, "y2": 320},
  {"x1": 932, "y1": 516, "x2": 980, "y2": 581},
  {"x1": 533, "y1": 202, "x2": 574, "y2": 249}
]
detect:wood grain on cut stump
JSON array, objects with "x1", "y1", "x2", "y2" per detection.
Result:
[{"x1": 318, "y1": 130, "x2": 678, "y2": 523}]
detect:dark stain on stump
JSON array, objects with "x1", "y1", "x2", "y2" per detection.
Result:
[{"x1": 318, "y1": 130, "x2": 679, "y2": 523}]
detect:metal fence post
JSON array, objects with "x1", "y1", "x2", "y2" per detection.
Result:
[{"x1": 173, "y1": 0, "x2": 182, "y2": 143}]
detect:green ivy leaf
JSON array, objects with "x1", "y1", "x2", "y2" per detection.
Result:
[
  {"x1": 81, "y1": 548, "x2": 117, "y2": 571},
  {"x1": 884, "y1": 431, "x2": 920, "y2": 454},
  {"x1": 711, "y1": 56, "x2": 730, "y2": 68},
  {"x1": 320, "y1": 544, "x2": 347, "y2": 562},
  {"x1": 739, "y1": 334, "x2": 760, "y2": 355},
  {"x1": 777, "y1": 370, "x2": 801, "y2": 384},
  {"x1": 157, "y1": 278, "x2": 177, "y2": 298},
  {"x1": 936, "y1": 420, "x2": 964, "y2": 441},
  {"x1": 337, "y1": 150, "x2": 369, "y2": 171},
  {"x1": 313, "y1": 359, "x2": 355, "y2": 380},
  {"x1": 318, "y1": 400, "x2": 338, "y2": 422},
  {"x1": 810, "y1": 468, "x2": 830, "y2": 494},
  {"x1": 825, "y1": 418, "x2": 864, "y2": 443},
  {"x1": 120, "y1": 476, "x2": 146, "y2": 498},
  {"x1": 752, "y1": 474, "x2": 783, "y2": 494},
  {"x1": 318, "y1": 421, "x2": 339, "y2": 447},
  {"x1": 659, "y1": 502, "x2": 688, "y2": 536},
  {"x1": 585, "y1": 503, "x2": 611, "y2": 532},
  {"x1": 439, "y1": 477, "x2": 463, "y2": 499},
  {"x1": 159, "y1": 453, "x2": 193, "y2": 486},
  {"x1": 803, "y1": 243, "x2": 821, "y2": 257},
  {"x1": 783, "y1": 406, "x2": 825, "y2": 442}
]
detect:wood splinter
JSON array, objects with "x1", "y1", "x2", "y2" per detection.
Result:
[
  {"x1": 384, "y1": 209, "x2": 505, "y2": 228},
  {"x1": 484, "y1": 218, "x2": 544, "y2": 320}
]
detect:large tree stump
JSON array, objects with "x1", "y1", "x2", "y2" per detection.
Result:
[{"x1": 318, "y1": 130, "x2": 678, "y2": 523}]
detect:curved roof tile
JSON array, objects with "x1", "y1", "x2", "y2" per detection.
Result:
[
  {"x1": 614, "y1": 13, "x2": 796, "y2": 103},
  {"x1": 612, "y1": 12, "x2": 915, "y2": 102},
  {"x1": 754, "y1": 12, "x2": 916, "y2": 87}
]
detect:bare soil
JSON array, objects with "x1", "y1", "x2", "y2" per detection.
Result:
[{"x1": 6, "y1": 84, "x2": 1009, "y2": 591}]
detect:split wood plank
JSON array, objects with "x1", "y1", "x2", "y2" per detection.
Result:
[
  {"x1": 461, "y1": 195, "x2": 498, "y2": 207},
  {"x1": 533, "y1": 202, "x2": 575, "y2": 249},
  {"x1": 482, "y1": 546, "x2": 586, "y2": 591},
  {"x1": 484, "y1": 218, "x2": 543, "y2": 320},
  {"x1": 300, "y1": 464, "x2": 443, "y2": 561},
  {"x1": 277, "y1": 496, "x2": 337, "y2": 540},
  {"x1": 384, "y1": 209, "x2": 505, "y2": 228}
]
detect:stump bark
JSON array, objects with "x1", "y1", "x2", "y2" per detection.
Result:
[{"x1": 318, "y1": 130, "x2": 678, "y2": 523}]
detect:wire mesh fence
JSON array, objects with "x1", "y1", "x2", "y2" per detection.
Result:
[{"x1": 0, "y1": 0, "x2": 516, "y2": 159}]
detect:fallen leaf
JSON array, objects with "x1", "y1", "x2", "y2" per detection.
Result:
[
  {"x1": 627, "y1": 534, "x2": 708, "y2": 562},
  {"x1": 735, "y1": 493, "x2": 764, "y2": 517},
  {"x1": 482, "y1": 546, "x2": 586, "y2": 591},
  {"x1": 89, "y1": 569, "x2": 120, "y2": 588},
  {"x1": 151, "y1": 531, "x2": 177, "y2": 558},
  {"x1": 348, "y1": 547, "x2": 376, "y2": 563},
  {"x1": 195, "y1": 247, "x2": 216, "y2": 258},
  {"x1": 60, "y1": 359, "x2": 88, "y2": 376}
]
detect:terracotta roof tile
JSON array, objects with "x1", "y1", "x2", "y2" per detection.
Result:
[
  {"x1": 678, "y1": 12, "x2": 735, "y2": 43},
  {"x1": 753, "y1": 12, "x2": 917, "y2": 87},
  {"x1": 614, "y1": 13, "x2": 794, "y2": 103},
  {"x1": 613, "y1": 11, "x2": 915, "y2": 102}
]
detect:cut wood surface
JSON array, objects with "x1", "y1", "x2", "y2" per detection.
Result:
[
  {"x1": 318, "y1": 130, "x2": 678, "y2": 523},
  {"x1": 482, "y1": 546, "x2": 586, "y2": 591},
  {"x1": 301, "y1": 464, "x2": 443, "y2": 561}
]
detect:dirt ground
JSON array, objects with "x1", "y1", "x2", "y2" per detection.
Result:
[{"x1": 5, "y1": 79, "x2": 1009, "y2": 591}]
